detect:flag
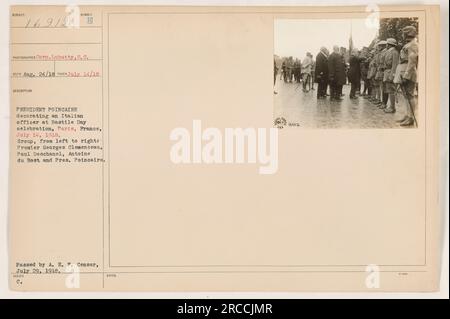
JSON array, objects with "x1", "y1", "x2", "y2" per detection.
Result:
[
  {"x1": 349, "y1": 21, "x2": 354, "y2": 54},
  {"x1": 368, "y1": 30, "x2": 379, "y2": 50}
]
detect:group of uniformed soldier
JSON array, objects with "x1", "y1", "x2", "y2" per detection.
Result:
[
  {"x1": 280, "y1": 57, "x2": 300, "y2": 83},
  {"x1": 361, "y1": 25, "x2": 419, "y2": 127},
  {"x1": 278, "y1": 54, "x2": 316, "y2": 91}
]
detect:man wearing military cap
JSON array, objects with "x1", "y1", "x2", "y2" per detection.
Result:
[
  {"x1": 383, "y1": 38, "x2": 400, "y2": 113},
  {"x1": 375, "y1": 40, "x2": 389, "y2": 108},
  {"x1": 371, "y1": 40, "x2": 386, "y2": 107},
  {"x1": 360, "y1": 47, "x2": 371, "y2": 97},
  {"x1": 394, "y1": 25, "x2": 418, "y2": 127},
  {"x1": 366, "y1": 48, "x2": 377, "y2": 102}
]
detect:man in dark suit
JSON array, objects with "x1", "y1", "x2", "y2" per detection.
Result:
[
  {"x1": 328, "y1": 45, "x2": 347, "y2": 101},
  {"x1": 348, "y1": 49, "x2": 361, "y2": 99},
  {"x1": 315, "y1": 47, "x2": 329, "y2": 99}
]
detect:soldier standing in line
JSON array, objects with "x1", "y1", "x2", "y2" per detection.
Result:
[
  {"x1": 383, "y1": 38, "x2": 400, "y2": 113},
  {"x1": 394, "y1": 26, "x2": 419, "y2": 127},
  {"x1": 360, "y1": 47, "x2": 371, "y2": 97},
  {"x1": 367, "y1": 48, "x2": 377, "y2": 101},
  {"x1": 374, "y1": 40, "x2": 387, "y2": 108},
  {"x1": 370, "y1": 42, "x2": 382, "y2": 105}
]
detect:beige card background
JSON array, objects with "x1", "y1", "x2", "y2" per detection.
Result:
[{"x1": 9, "y1": 5, "x2": 441, "y2": 291}]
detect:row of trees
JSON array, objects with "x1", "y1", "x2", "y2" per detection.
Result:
[
  {"x1": 378, "y1": 17, "x2": 419, "y2": 44},
  {"x1": 275, "y1": 17, "x2": 419, "y2": 66}
]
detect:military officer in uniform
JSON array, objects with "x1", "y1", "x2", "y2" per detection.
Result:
[
  {"x1": 367, "y1": 48, "x2": 377, "y2": 102},
  {"x1": 394, "y1": 26, "x2": 418, "y2": 127},
  {"x1": 360, "y1": 47, "x2": 371, "y2": 97},
  {"x1": 374, "y1": 40, "x2": 387, "y2": 108},
  {"x1": 370, "y1": 41, "x2": 383, "y2": 106},
  {"x1": 383, "y1": 38, "x2": 400, "y2": 113}
]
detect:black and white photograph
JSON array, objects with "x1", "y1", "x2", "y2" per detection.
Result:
[{"x1": 273, "y1": 17, "x2": 419, "y2": 129}]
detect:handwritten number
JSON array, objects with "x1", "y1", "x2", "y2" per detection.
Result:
[{"x1": 33, "y1": 18, "x2": 40, "y2": 28}]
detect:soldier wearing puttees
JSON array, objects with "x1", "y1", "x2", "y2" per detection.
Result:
[
  {"x1": 394, "y1": 26, "x2": 418, "y2": 127},
  {"x1": 366, "y1": 48, "x2": 377, "y2": 101},
  {"x1": 285, "y1": 56, "x2": 294, "y2": 83},
  {"x1": 383, "y1": 38, "x2": 400, "y2": 113},
  {"x1": 371, "y1": 41, "x2": 385, "y2": 106},
  {"x1": 375, "y1": 41, "x2": 388, "y2": 109}
]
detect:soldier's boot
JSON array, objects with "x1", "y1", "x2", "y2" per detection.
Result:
[
  {"x1": 369, "y1": 87, "x2": 377, "y2": 102},
  {"x1": 379, "y1": 92, "x2": 389, "y2": 109},
  {"x1": 400, "y1": 97, "x2": 417, "y2": 127},
  {"x1": 376, "y1": 88, "x2": 384, "y2": 105},
  {"x1": 384, "y1": 94, "x2": 396, "y2": 113},
  {"x1": 400, "y1": 117, "x2": 415, "y2": 126},
  {"x1": 372, "y1": 89, "x2": 380, "y2": 104}
]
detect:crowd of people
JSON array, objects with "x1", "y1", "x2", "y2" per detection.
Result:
[
  {"x1": 278, "y1": 53, "x2": 315, "y2": 92},
  {"x1": 274, "y1": 25, "x2": 419, "y2": 127}
]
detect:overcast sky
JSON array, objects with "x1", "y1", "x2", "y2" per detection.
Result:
[{"x1": 274, "y1": 19, "x2": 379, "y2": 59}]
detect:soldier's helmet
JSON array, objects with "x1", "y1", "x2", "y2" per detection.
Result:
[
  {"x1": 386, "y1": 38, "x2": 397, "y2": 46},
  {"x1": 402, "y1": 26, "x2": 417, "y2": 37},
  {"x1": 377, "y1": 40, "x2": 387, "y2": 47}
]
